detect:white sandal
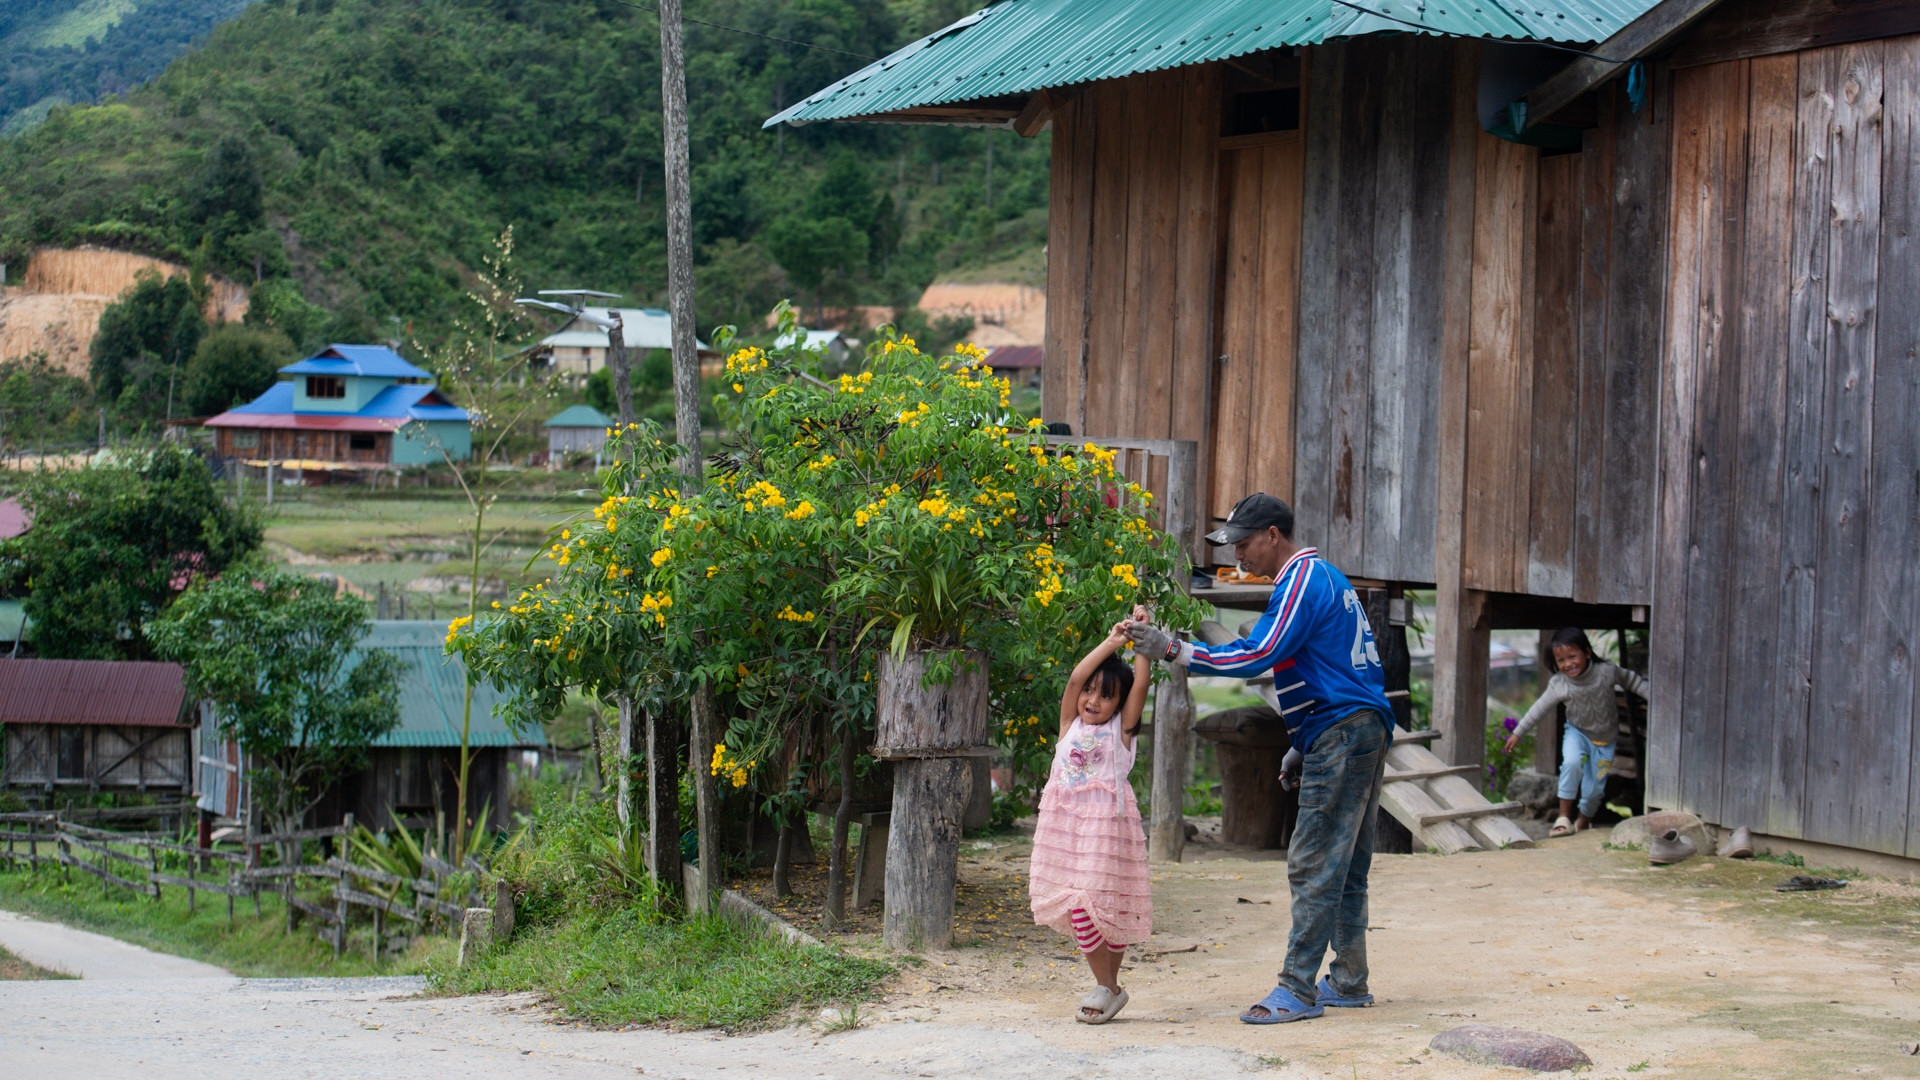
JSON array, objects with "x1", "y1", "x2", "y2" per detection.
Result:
[
  {"x1": 1549, "y1": 815, "x2": 1574, "y2": 838},
  {"x1": 1092, "y1": 987, "x2": 1129, "y2": 1024},
  {"x1": 1075, "y1": 985, "x2": 1113, "y2": 1023}
]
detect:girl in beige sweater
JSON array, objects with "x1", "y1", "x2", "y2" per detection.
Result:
[{"x1": 1505, "y1": 627, "x2": 1648, "y2": 837}]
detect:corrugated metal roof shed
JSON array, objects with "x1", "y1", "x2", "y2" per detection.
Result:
[
  {"x1": 0, "y1": 659, "x2": 189, "y2": 727},
  {"x1": 357, "y1": 621, "x2": 527, "y2": 748},
  {"x1": 545, "y1": 404, "x2": 616, "y2": 429},
  {"x1": 768, "y1": 0, "x2": 1658, "y2": 126}
]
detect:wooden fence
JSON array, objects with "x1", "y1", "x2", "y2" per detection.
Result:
[{"x1": 0, "y1": 810, "x2": 484, "y2": 958}]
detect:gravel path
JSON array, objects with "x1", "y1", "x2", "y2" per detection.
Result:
[
  {"x1": 0, "y1": 910, "x2": 229, "y2": 979},
  {"x1": 1, "y1": 975, "x2": 1260, "y2": 1079}
]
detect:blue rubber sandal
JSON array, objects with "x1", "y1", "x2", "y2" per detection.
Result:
[
  {"x1": 1239, "y1": 984, "x2": 1324, "y2": 1025},
  {"x1": 1316, "y1": 975, "x2": 1374, "y2": 1008}
]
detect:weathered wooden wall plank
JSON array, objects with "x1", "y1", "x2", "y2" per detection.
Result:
[
  {"x1": 1396, "y1": 43, "x2": 1455, "y2": 586},
  {"x1": 1805, "y1": 41, "x2": 1892, "y2": 852},
  {"x1": 1866, "y1": 33, "x2": 1920, "y2": 861},
  {"x1": 1598, "y1": 76, "x2": 1670, "y2": 606},
  {"x1": 1173, "y1": 64, "x2": 1222, "y2": 565},
  {"x1": 1464, "y1": 134, "x2": 1536, "y2": 594},
  {"x1": 1366, "y1": 38, "x2": 1414, "y2": 581},
  {"x1": 1211, "y1": 147, "x2": 1262, "y2": 519},
  {"x1": 1718, "y1": 52, "x2": 1800, "y2": 833},
  {"x1": 1769, "y1": 44, "x2": 1839, "y2": 839},
  {"x1": 1043, "y1": 92, "x2": 1095, "y2": 433},
  {"x1": 1252, "y1": 138, "x2": 1304, "y2": 511},
  {"x1": 1678, "y1": 57, "x2": 1752, "y2": 827},
  {"x1": 1527, "y1": 153, "x2": 1581, "y2": 598},
  {"x1": 1880, "y1": 36, "x2": 1920, "y2": 861},
  {"x1": 1672, "y1": 0, "x2": 1920, "y2": 69},
  {"x1": 1572, "y1": 99, "x2": 1617, "y2": 604},
  {"x1": 1326, "y1": 39, "x2": 1383, "y2": 566},
  {"x1": 1083, "y1": 81, "x2": 1133, "y2": 439},
  {"x1": 1294, "y1": 42, "x2": 1347, "y2": 553},
  {"x1": 1649, "y1": 64, "x2": 1705, "y2": 814}
]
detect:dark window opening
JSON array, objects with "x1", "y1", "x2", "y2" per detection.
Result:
[
  {"x1": 306, "y1": 376, "x2": 346, "y2": 399},
  {"x1": 56, "y1": 727, "x2": 85, "y2": 780},
  {"x1": 1226, "y1": 88, "x2": 1301, "y2": 136},
  {"x1": 350, "y1": 433, "x2": 377, "y2": 451}
]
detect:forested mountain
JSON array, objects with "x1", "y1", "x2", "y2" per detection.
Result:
[
  {"x1": 0, "y1": 0, "x2": 262, "y2": 136},
  {"x1": 0, "y1": 0, "x2": 1049, "y2": 344}
]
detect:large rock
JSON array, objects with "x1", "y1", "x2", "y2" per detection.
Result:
[
  {"x1": 1431, "y1": 1025, "x2": 1592, "y2": 1072},
  {"x1": 1609, "y1": 811, "x2": 1715, "y2": 852},
  {"x1": 1505, "y1": 768, "x2": 1560, "y2": 813}
]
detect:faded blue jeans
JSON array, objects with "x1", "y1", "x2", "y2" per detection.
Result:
[
  {"x1": 1280, "y1": 709, "x2": 1390, "y2": 1004},
  {"x1": 1558, "y1": 725, "x2": 1615, "y2": 820}
]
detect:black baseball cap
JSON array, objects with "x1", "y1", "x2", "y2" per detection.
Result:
[{"x1": 1205, "y1": 493, "x2": 1294, "y2": 546}]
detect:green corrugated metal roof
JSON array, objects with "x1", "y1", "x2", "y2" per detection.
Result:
[
  {"x1": 358, "y1": 621, "x2": 527, "y2": 748},
  {"x1": 545, "y1": 404, "x2": 615, "y2": 429},
  {"x1": 768, "y1": 0, "x2": 1657, "y2": 126}
]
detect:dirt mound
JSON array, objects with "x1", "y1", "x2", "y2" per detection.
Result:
[
  {"x1": 917, "y1": 281, "x2": 1046, "y2": 347},
  {"x1": 1, "y1": 247, "x2": 247, "y2": 375}
]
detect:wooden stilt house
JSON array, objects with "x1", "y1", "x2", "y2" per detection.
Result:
[{"x1": 771, "y1": 0, "x2": 1920, "y2": 863}]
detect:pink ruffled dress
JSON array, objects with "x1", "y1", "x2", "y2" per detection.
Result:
[{"x1": 1027, "y1": 718, "x2": 1153, "y2": 947}]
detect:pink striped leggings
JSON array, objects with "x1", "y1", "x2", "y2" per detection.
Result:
[{"x1": 1069, "y1": 909, "x2": 1122, "y2": 955}]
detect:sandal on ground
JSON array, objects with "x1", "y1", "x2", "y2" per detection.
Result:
[
  {"x1": 1316, "y1": 974, "x2": 1374, "y2": 1008},
  {"x1": 1075, "y1": 985, "x2": 1113, "y2": 1023},
  {"x1": 1573, "y1": 818, "x2": 1592, "y2": 832},
  {"x1": 1086, "y1": 987, "x2": 1128, "y2": 1025},
  {"x1": 1549, "y1": 816, "x2": 1574, "y2": 838},
  {"x1": 1240, "y1": 984, "x2": 1323, "y2": 1025}
]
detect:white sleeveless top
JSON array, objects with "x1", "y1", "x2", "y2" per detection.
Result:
[{"x1": 1049, "y1": 718, "x2": 1137, "y2": 811}]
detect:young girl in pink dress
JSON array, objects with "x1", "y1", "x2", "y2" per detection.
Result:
[{"x1": 1028, "y1": 619, "x2": 1153, "y2": 1024}]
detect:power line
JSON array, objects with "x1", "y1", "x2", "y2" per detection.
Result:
[{"x1": 598, "y1": 0, "x2": 880, "y2": 60}]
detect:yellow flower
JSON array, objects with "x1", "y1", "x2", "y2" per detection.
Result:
[
  {"x1": 733, "y1": 382, "x2": 744, "y2": 393},
  {"x1": 785, "y1": 500, "x2": 815, "y2": 520},
  {"x1": 444, "y1": 615, "x2": 474, "y2": 645},
  {"x1": 1110, "y1": 564, "x2": 1140, "y2": 588},
  {"x1": 650, "y1": 546, "x2": 673, "y2": 567},
  {"x1": 918, "y1": 494, "x2": 950, "y2": 517}
]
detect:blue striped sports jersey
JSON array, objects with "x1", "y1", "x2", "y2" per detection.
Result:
[{"x1": 1179, "y1": 548, "x2": 1394, "y2": 752}]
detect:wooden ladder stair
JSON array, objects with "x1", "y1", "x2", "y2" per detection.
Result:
[{"x1": 1380, "y1": 729, "x2": 1533, "y2": 854}]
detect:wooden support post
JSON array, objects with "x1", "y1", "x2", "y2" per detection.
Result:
[
  {"x1": 1533, "y1": 628, "x2": 1560, "y2": 776},
  {"x1": 1148, "y1": 664, "x2": 1193, "y2": 861},
  {"x1": 1432, "y1": 42, "x2": 1491, "y2": 784},
  {"x1": 616, "y1": 694, "x2": 635, "y2": 842},
  {"x1": 687, "y1": 691, "x2": 718, "y2": 915}
]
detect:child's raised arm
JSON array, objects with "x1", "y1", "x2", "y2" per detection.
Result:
[
  {"x1": 1058, "y1": 624, "x2": 1132, "y2": 736},
  {"x1": 1119, "y1": 641, "x2": 1151, "y2": 750}
]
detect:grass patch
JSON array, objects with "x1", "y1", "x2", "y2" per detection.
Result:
[
  {"x1": 433, "y1": 905, "x2": 893, "y2": 1029},
  {"x1": 0, "y1": 942, "x2": 74, "y2": 980},
  {"x1": 1596, "y1": 849, "x2": 1920, "y2": 946},
  {"x1": 0, "y1": 866, "x2": 453, "y2": 977}
]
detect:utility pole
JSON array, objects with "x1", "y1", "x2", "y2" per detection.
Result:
[{"x1": 658, "y1": 0, "x2": 718, "y2": 916}]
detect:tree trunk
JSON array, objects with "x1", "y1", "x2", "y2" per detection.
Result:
[
  {"x1": 643, "y1": 704, "x2": 680, "y2": 892},
  {"x1": 608, "y1": 315, "x2": 633, "y2": 427},
  {"x1": 825, "y1": 723, "x2": 855, "y2": 926},
  {"x1": 883, "y1": 757, "x2": 971, "y2": 950},
  {"x1": 877, "y1": 648, "x2": 987, "y2": 951},
  {"x1": 585, "y1": 706, "x2": 605, "y2": 793},
  {"x1": 772, "y1": 813, "x2": 794, "y2": 898},
  {"x1": 1148, "y1": 664, "x2": 1194, "y2": 861},
  {"x1": 617, "y1": 694, "x2": 635, "y2": 840}
]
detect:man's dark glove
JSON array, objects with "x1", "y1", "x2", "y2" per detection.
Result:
[
  {"x1": 1124, "y1": 621, "x2": 1176, "y2": 662},
  {"x1": 1279, "y1": 747, "x2": 1303, "y2": 791}
]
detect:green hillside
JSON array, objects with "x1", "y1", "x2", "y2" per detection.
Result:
[
  {"x1": 0, "y1": 0, "x2": 1049, "y2": 343},
  {"x1": 0, "y1": 0, "x2": 262, "y2": 136}
]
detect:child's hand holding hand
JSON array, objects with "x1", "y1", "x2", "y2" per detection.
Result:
[
  {"x1": 1503, "y1": 733, "x2": 1520, "y2": 754},
  {"x1": 1130, "y1": 604, "x2": 1151, "y2": 625}
]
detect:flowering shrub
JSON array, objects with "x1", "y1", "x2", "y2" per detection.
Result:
[{"x1": 457, "y1": 313, "x2": 1203, "y2": 815}]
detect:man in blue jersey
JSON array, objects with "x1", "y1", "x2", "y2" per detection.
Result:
[{"x1": 1126, "y1": 492, "x2": 1394, "y2": 1025}]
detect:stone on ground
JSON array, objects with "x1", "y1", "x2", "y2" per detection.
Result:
[
  {"x1": 1430, "y1": 1024, "x2": 1593, "y2": 1072},
  {"x1": 1609, "y1": 811, "x2": 1714, "y2": 852}
]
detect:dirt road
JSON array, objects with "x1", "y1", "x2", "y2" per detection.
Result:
[
  {"x1": 5, "y1": 833, "x2": 1917, "y2": 1079},
  {"x1": 0, "y1": 910, "x2": 228, "y2": 979}
]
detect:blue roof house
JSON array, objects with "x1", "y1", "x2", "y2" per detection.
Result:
[{"x1": 205, "y1": 345, "x2": 472, "y2": 470}]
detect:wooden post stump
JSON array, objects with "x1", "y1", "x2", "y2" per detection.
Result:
[
  {"x1": 1148, "y1": 664, "x2": 1194, "y2": 861},
  {"x1": 876, "y1": 648, "x2": 987, "y2": 952}
]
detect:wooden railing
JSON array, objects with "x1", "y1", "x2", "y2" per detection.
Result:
[
  {"x1": 1043, "y1": 435, "x2": 1201, "y2": 563},
  {"x1": 0, "y1": 810, "x2": 486, "y2": 958}
]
